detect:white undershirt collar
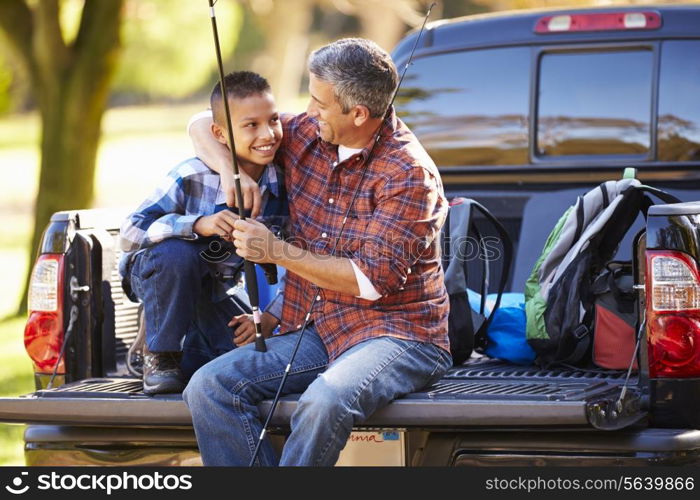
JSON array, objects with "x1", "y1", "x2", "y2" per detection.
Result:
[{"x1": 338, "y1": 145, "x2": 363, "y2": 163}]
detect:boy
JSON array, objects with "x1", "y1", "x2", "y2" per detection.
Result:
[{"x1": 119, "y1": 71, "x2": 287, "y2": 395}]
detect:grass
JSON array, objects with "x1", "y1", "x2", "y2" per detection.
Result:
[
  {"x1": 0, "y1": 101, "x2": 211, "y2": 465},
  {"x1": 0, "y1": 317, "x2": 34, "y2": 466}
]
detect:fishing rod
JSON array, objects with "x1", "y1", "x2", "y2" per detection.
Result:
[
  {"x1": 207, "y1": 0, "x2": 266, "y2": 353},
  {"x1": 249, "y1": 2, "x2": 437, "y2": 466}
]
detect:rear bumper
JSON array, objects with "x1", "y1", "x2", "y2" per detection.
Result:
[
  {"x1": 24, "y1": 426, "x2": 201, "y2": 467},
  {"x1": 22, "y1": 425, "x2": 700, "y2": 467},
  {"x1": 420, "y1": 428, "x2": 700, "y2": 466}
]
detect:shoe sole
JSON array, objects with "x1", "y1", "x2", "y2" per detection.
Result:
[{"x1": 142, "y1": 380, "x2": 185, "y2": 395}]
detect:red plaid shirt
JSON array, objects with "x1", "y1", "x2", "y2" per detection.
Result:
[{"x1": 277, "y1": 110, "x2": 450, "y2": 361}]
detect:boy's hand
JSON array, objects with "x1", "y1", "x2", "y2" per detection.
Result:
[
  {"x1": 229, "y1": 312, "x2": 278, "y2": 346},
  {"x1": 229, "y1": 314, "x2": 255, "y2": 346},
  {"x1": 193, "y1": 211, "x2": 240, "y2": 239},
  {"x1": 220, "y1": 169, "x2": 262, "y2": 219}
]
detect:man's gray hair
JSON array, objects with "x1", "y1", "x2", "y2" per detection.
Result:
[{"x1": 308, "y1": 38, "x2": 399, "y2": 118}]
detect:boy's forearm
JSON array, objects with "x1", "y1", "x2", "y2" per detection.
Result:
[{"x1": 120, "y1": 213, "x2": 200, "y2": 253}]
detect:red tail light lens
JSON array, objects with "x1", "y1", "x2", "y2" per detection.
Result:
[
  {"x1": 535, "y1": 12, "x2": 661, "y2": 34},
  {"x1": 646, "y1": 251, "x2": 700, "y2": 378},
  {"x1": 24, "y1": 254, "x2": 65, "y2": 373}
]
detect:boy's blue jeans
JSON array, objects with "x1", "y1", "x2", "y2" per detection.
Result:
[
  {"x1": 183, "y1": 324, "x2": 452, "y2": 466},
  {"x1": 127, "y1": 239, "x2": 250, "y2": 380}
]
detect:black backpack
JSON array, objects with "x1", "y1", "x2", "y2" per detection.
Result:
[
  {"x1": 441, "y1": 198, "x2": 513, "y2": 365},
  {"x1": 525, "y1": 177, "x2": 680, "y2": 368}
]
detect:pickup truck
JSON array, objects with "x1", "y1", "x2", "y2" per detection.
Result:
[{"x1": 1, "y1": 4, "x2": 700, "y2": 467}]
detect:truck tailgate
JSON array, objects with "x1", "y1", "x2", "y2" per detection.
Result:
[{"x1": 0, "y1": 360, "x2": 645, "y2": 430}]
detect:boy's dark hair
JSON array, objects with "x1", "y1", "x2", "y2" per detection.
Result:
[{"x1": 210, "y1": 71, "x2": 271, "y2": 126}]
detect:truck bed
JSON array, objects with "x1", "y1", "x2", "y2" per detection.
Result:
[
  {"x1": 0, "y1": 206, "x2": 651, "y2": 432},
  {"x1": 6, "y1": 193, "x2": 700, "y2": 465}
]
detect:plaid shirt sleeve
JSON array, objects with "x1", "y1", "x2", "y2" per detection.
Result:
[
  {"x1": 352, "y1": 166, "x2": 446, "y2": 297},
  {"x1": 119, "y1": 169, "x2": 200, "y2": 253}
]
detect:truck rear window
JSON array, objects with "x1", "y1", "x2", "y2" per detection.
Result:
[
  {"x1": 397, "y1": 47, "x2": 530, "y2": 167},
  {"x1": 536, "y1": 49, "x2": 653, "y2": 158},
  {"x1": 658, "y1": 41, "x2": 700, "y2": 162}
]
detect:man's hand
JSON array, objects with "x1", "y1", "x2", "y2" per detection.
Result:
[
  {"x1": 220, "y1": 169, "x2": 262, "y2": 218},
  {"x1": 193, "y1": 211, "x2": 240, "y2": 239},
  {"x1": 232, "y1": 218, "x2": 280, "y2": 263},
  {"x1": 229, "y1": 312, "x2": 279, "y2": 346}
]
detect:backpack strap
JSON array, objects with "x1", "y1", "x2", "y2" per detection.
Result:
[
  {"x1": 443, "y1": 199, "x2": 473, "y2": 295},
  {"x1": 441, "y1": 205, "x2": 452, "y2": 273},
  {"x1": 469, "y1": 201, "x2": 514, "y2": 347},
  {"x1": 441, "y1": 198, "x2": 514, "y2": 351},
  {"x1": 558, "y1": 324, "x2": 592, "y2": 367},
  {"x1": 637, "y1": 185, "x2": 682, "y2": 205},
  {"x1": 470, "y1": 221, "x2": 489, "y2": 316},
  {"x1": 636, "y1": 186, "x2": 682, "y2": 219},
  {"x1": 622, "y1": 167, "x2": 637, "y2": 180}
]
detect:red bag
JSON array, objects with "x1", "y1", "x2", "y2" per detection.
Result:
[{"x1": 592, "y1": 263, "x2": 638, "y2": 370}]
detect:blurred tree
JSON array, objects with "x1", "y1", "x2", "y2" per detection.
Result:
[
  {"x1": 113, "y1": 0, "x2": 240, "y2": 101},
  {"x1": 240, "y1": 0, "x2": 489, "y2": 108},
  {"x1": 440, "y1": 0, "x2": 490, "y2": 18},
  {"x1": 0, "y1": 54, "x2": 12, "y2": 114},
  {"x1": 0, "y1": 26, "x2": 32, "y2": 113},
  {"x1": 244, "y1": 0, "x2": 316, "y2": 107},
  {"x1": 340, "y1": 0, "x2": 423, "y2": 52},
  {"x1": 240, "y1": 0, "x2": 427, "y2": 109},
  {"x1": 0, "y1": 0, "x2": 124, "y2": 314}
]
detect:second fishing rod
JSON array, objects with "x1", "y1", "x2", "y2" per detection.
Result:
[{"x1": 248, "y1": 3, "x2": 438, "y2": 466}]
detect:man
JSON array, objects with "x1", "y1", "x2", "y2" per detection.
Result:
[
  {"x1": 184, "y1": 38, "x2": 451, "y2": 466},
  {"x1": 119, "y1": 71, "x2": 287, "y2": 394}
]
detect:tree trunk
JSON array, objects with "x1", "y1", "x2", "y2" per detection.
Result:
[
  {"x1": 249, "y1": 0, "x2": 314, "y2": 108},
  {"x1": 1, "y1": 0, "x2": 124, "y2": 314},
  {"x1": 356, "y1": 0, "x2": 415, "y2": 53},
  {"x1": 22, "y1": 75, "x2": 106, "y2": 312}
]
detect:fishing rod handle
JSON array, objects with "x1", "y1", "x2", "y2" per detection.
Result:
[{"x1": 243, "y1": 260, "x2": 267, "y2": 352}]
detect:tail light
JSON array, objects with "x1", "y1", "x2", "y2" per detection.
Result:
[
  {"x1": 646, "y1": 251, "x2": 700, "y2": 378},
  {"x1": 24, "y1": 254, "x2": 65, "y2": 374},
  {"x1": 535, "y1": 12, "x2": 661, "y2": 34}
]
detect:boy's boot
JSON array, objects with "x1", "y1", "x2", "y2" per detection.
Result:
[{"x1": 142, "y1": 344, "x2": 185, "y2": 395}]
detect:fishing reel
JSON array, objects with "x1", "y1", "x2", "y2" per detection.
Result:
[
  {"x1": 199, "y1": 236, "x2": 278, "y2": 285},
  {"x1": 260, "y1": 263, "x2": 278, "y2": 285}
]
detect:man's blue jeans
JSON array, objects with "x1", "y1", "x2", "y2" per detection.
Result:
[
  {"x1": 183, "y1": 324, "x2": 452, "y2": 466},
  {"x1": 127, "y1": 239, "x2": 250, "y2": 380}
]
